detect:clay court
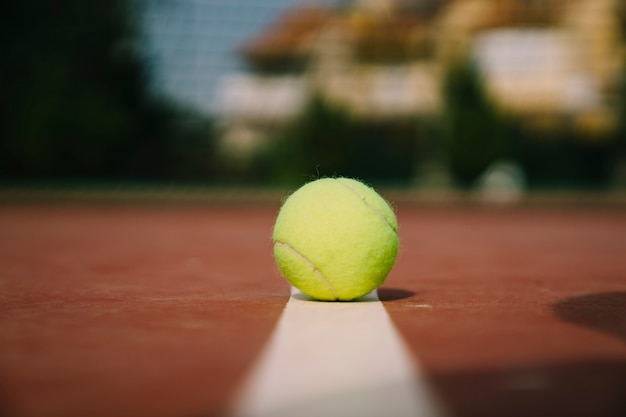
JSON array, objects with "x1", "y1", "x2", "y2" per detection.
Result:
[{"x1": 0, "y1": 196, "x2": 625, "y2": 417}]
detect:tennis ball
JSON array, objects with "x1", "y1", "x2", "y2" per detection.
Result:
[{"x1": 272, "y1": 177, "x2": 399, "y2": 301}]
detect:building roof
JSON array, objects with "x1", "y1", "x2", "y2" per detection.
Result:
[{"x1": 240, "y1": 4, "x2": 333, "y2": 65}]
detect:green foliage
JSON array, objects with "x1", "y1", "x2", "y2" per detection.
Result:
[
  {"x1": 439, "y1": 56, "x2": 618, "y2": 189},
  {"x1": 164, "y1": 112, "x2": 216, "y2": 180},
  {"x1": 513, "y1": 123, "x2": 614, "y2": 188},
  {"x1": 0, "y1": 0, "x2": 216, "y2": 180},
  {"x1": 260, "y1": 95, "x2": 418, "y2": 186},
  {"x1": 441, "y1": 58, "x2": 506, "y2": 186},
  {"x1": 618, "y1": 57, "x2": 626, "y2": 150}
]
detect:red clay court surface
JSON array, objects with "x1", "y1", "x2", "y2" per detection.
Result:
[{"x1": 0, "y1": 200, "x2": 625, "y2": 417}]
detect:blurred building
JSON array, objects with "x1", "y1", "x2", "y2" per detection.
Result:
[
  {"x1": 438, "y1": 0, "x2": 624, "y2": 137},
  {"x1": 213, "y1": 0, "x2": 625, "y2": 172},
  {"x1": 215, "y1": 0, "x2": 444, "y2": 122},
  {"x1": 214, "y1": 0, "x2": 444, "y2": 160},
  {"x1": 213, "y1": 4, "x2": 329, "y2": 163}
]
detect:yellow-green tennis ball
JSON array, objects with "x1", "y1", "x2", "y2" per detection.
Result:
[{"x1": 272, "y1": 177, "x2": 399, "y2": 301}]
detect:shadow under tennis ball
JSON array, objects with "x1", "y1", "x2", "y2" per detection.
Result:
[
  {"x1": 290, "y1": 288, "x2": 414, "y2": 302},
  {"x1": 377, "y1": 288, "x2": 415, "y2": 302}
]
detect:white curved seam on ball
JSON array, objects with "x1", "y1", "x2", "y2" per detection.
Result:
[
  {"x1": 336, "y1": 179, "x2": 397, "y2": 235},
  {"x1": 274, "y1": 241, "x2": 339, "y2": 300}
]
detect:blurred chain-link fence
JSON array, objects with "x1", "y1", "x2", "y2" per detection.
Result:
[{"x1": 1, "y1": 0, "x2": 625, "y2": 190}]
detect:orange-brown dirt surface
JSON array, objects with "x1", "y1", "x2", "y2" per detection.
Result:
[{"x1": 0, "y1": 203, "x2": 624, "y2": 417}]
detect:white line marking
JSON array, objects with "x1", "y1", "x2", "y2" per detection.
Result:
[{"x1": 230, "y1": 287, "x2": 448, "y2": 417}]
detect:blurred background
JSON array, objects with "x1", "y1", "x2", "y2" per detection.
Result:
[{"x1": 1, "y1": 0, "x2": 626, "y2": 193}]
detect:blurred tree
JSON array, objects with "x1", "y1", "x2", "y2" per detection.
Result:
[
  {"x1": 441, "y1": 57, "x2": 506, "y2": 186},
  {"x1": 515, "y1": 129, "x2": 612, "y2": 188},
  {"x1": 0, "y1": 0, "x2": 215, "y2": 180},
  {"x1": 260, "y1": 95, "x2": 417, "y2": 186}
]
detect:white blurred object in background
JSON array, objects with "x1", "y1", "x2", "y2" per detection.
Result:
[{"x1": 476, "y1": 160, "x2": 526, "y2": 204}]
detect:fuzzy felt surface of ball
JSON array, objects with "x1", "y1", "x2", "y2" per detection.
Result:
[{"x1": 272, "y1": 177, "x2": 399, "y2": 301}]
